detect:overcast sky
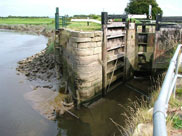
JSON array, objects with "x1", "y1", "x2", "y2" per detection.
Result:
[{"x1": 0, "y1": 0, "x2": 181, "y2": 17}]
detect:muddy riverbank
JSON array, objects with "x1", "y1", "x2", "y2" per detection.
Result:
[{"x1": 0, "y1": 24, "x2": 54, "y2": 37}]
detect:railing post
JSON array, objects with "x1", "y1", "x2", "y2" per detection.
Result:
[
  {"x1": 101, "y1": 12, "x2": 108, "y2": 96},
  {"x1": 55, "y1": 7, "x2": 59, "y2": 30}
]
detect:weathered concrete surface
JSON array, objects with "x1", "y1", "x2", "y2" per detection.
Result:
[{"x1": 55, "y1": 29, "x2": 103, "y2": 102}]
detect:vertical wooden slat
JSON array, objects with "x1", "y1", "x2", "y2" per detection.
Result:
[
  {"x1": 142, "y1": 22, "x2": 146, "y2": 33},
  {"x1": 101, "y1": 12, "x2": 108, "y2": 96}
]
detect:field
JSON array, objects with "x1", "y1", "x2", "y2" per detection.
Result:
[
  {"x1": 0, "y1": 17, "x2": 54, "y2": 25},
  {"x1": 66, "y1": 22, "x2": 101, "y2": 31},
  {"x1": 0, "y1": 17, "x2": 101, "y2": 31}
]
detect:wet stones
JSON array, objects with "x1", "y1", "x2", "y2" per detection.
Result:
[{"x1": 16, "y1": 49, "x2": 57, "y2": 89}]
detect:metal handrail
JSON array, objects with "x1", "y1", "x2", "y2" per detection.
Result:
[{"x1": 153, "y1": 44, "x2": 182, "y2": 136}]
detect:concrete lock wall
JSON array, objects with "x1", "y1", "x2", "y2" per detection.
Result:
[
  {"x1": 55, "y1": 24, "x2": 136, "y2": 103},
  {"x1": 55, "y1": 29, "x2": 103, "y2": 103}
]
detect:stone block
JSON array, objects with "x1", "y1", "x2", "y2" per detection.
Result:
[
  {"x1": 71, "y1": 43, "x2": 78, "y2": 48},
  {"x1": 96, "y1": 42, "x2": 102, "y2": 47},
  {"x1": 71, "y1": 31, "x2": 95, "y2": 38},
  {"x1": 93, "y1": 47, "x2": 102, "y2": 54},
  {"x1": 71, "y1": 37, "x2": 92, "y2": 43},
  {"x1": 79, "y1": 87, "x2": 95, "y2": 99},
  {"x1": 91, "y1": 37, "x2": 102, "y2": 42},
  {"x1": 77, "y1": 42, "x2": 96, "y2": 49},
  {"x1": 76, "y1": 55, "x2": 99, "y2": 65},
  {"x1": 76, "y1": 62, "x2": 102, "y2": 73},
  {"x1": 79, "y1": 82, "x2": 102, "y2": 99},
  {"x1": 73, "y1": 48, "x2": 94, "y2": 56},
  {"x1": 97, "y1": 53, "x2": 102, "y2": 60},
  {"x1": 77, "y1": 70, "x2": 102, "y2": 81},
  {"x1": 94, "y1": 31, "x2": 102, "y2": 37},
  {"x1": 79, "y1": 81, "x2": 92, "y2": 88}
]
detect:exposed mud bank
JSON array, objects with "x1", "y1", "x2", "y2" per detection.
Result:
[
  {"x1": 25, "y1": 88, "x2": 73, "y2": 120},
  {"x1": 0, "y1": 24, "x2": 54, "y2": 37}
]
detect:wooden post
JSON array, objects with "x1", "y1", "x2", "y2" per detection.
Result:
[
  {"x1": 142, "y1": 22, "x2": 146, "y2": 32},
  {"x1": 101, "y1": 12, "x2": 108, "y2": 96},
  {"x1": 55, "y1": 7, "x2": 59, "y2": 30}
]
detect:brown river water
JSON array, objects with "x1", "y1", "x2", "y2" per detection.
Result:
[{"x1": 0, "y1": 29, "x2": 151, "y2": 136}]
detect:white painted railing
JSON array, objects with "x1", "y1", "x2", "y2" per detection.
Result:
[
  {"x1": 71, "y1": 19, "x2": 101, "y2": 24},
  {"x1": 153, "y1": 44, "x2": 182, "y2": 136}
]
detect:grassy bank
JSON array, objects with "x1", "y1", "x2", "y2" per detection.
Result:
[{"x1": 0, "y1": 17, "x2": 101, "y2": 31}]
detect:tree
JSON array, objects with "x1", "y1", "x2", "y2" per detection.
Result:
[{"x1": 125, "y1": 0, "x2": 163, "y2": 19}]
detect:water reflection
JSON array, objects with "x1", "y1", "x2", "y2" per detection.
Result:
[{"x1": 56, "y1": 83, "x2": 149, "y2": 136}]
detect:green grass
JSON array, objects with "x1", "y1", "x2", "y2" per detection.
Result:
[
  {"x1": 0, "y1": 17, "x2": 101, "y2": 31},
  {"x1": 0, "y1": 17, "x2": 54, "y2": 25},
  {"x1": 46, "y1": 42, "x2": 54, "y2": 54},
  {"x1": 176, "y1": 88, "x2": 182, "y2": 94},
  {"x1": 64, "y1": 21, "x2": 101, "y2": 31},
  {"x1": 173, "y1": 115, "x2": 182, "y2": 129}
]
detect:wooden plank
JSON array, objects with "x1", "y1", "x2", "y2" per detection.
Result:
[
  {"x1": 107, "y1": 44, "x2": 125, "y2": 51},
  {"x1": 107, "y1": 34, "x2": 125, "y2": 39},
  {"x1": 138, "y1": 42, "x2": 147, "y2": 45},
  {"x1": 102, "y1": 24, "x2": 108, "y2": 96},
  {"x1": 107, "y1": 53, "x2": 125, "y2": 63},
  {"x1": 107, "y1": 72, "x2": 124, "y2": 85},
  {"x1": 107, "y1": 63, "x2": 124, "y2": 74}
]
